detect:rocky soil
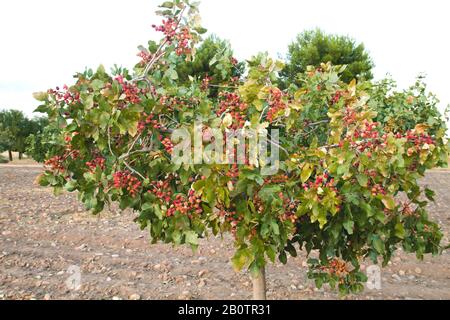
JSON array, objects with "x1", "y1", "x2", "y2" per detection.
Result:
[{"x1": 0, "y1": 166, "x2": 449, "y2": 300}]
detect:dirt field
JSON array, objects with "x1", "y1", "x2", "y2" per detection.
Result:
[{"x1": 0, "y1": 165, "x2": 449, "y2": 300}]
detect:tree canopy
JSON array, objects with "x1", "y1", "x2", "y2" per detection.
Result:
[
  {"x1": 282, "y1": 29, "x2": 374, "y2": 87},
  {"x1": 0, "y1": 109, "x2": 48, "y2": 161},
  {"x1": 33, "y1": 0, "x2": 448, "y2": 299}
]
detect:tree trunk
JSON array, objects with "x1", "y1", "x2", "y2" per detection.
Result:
[
  {"x1": 251, "y1": 266, "x2": 267, "y2": 300},
  {"x1": 19, "y1": 152, "x2": 23, "y2": 160},
  {"x1": 8, "y1": 150, "x2": 13, "y2": 161}
]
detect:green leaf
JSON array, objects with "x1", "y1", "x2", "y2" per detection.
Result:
[
  {"x1": 424, "y1": 188, "x2": 435, "y2": 201},
  {"x1": 301, "y1": 163, "x2": 313, "y2": 183},
  {"x1": 372, "y1": 236, "x2": 384, "y2": 254},
  {"x1": 32, "y1": 91, "x2": 48, "y2": 102},
  {"x1": 231, "y1": 249, "x2": 252, "y2": 271},
  {"x1": 184, "y1": 230, "x2": 199, "y2": 246},
  {"x1": 343, "y1": 220, "x2": 354, "y2": 235},
  {"x1": 395, "y1": 222, "x2": 406, "y2": 239},
  {"x1": 381, "y1": 195, "x2": 396, "y2": 210},
  {"x1": 159, "y1": 1, "x2": 174, "y2": 8},
  {"x1": 165, "y1": 68, "x2": 178, "y2": 80},
  {"x1": 278, "y1": 251, "x2": 287, "y2": 264},
  {"x1": 270, "y1": 220, "x2": 280, "y2": 235},
  {"x1": 356, "y1": 174, "x2": 368, "y2": 187}
]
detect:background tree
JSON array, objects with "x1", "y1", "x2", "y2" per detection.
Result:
[
  {"x1": 281, "y1": 29, "x2": 374, "y2": 87},
  {"x1": 0, "y1": 110, "x2": 48, "y2": 161},
  {"x1": 0, "y1": 110, "x2": 27, "y2": 160},
  {"x1": 25, "y1": 117, "x2": 51, "y2": 163},
  {"x1": 176, "y1": 35, "x2": 244, "y2": 97}
]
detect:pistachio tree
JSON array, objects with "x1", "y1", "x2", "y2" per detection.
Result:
[{"x1": 34, "y1": 0, "x2": 448, "y2": 299}]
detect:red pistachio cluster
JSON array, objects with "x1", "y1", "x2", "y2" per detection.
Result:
[
  {"x1": 331, "y1": 90, "x2": 344, "y2": 104},
  {"x1": 138, "y1": 113, "x2": 163, "y2": 133},
  {"x1": 302, "y1": 173, "x2": 336, "y2": 192},
  {"x1": 148, "y1": 179, "x2": 203, "y2": 217},
  {"x1": 405, "y1": 130, "x2": 435, "y2": 150},
  {"x1": 137, "y1": 50, "x2": 152, "y2": 66},
  {"x1": 266, "y1": 88, "x2": 287, "y2": 123},
  {"x1": 201, "y1": 74, "x2": 213, "y2": 91},
  {"x1": 370, "y1": 184, "x2": 387, "y2": 196},
  {"x1": 217, "y1": 92, "x2": 248, "y2": 129},
  {"x1": 159, "y1": 95, "x2": 198, "y2": 111},
  {"x1": 149, "y1": 179, "x2": 172, "y2": 202},
  {"x1": 48, "y1": 85, "x2": 80, "y2": 107},
  {"x1": 63, "y1": 134, "x2": 80, "y2": 160},
  {"x1": 264, "y1": 174, "x2": 289, "y2": 184},
  {"x1": 320, "y1": 258, "x2": 349, "y2": 277},
  {"x1": 343, "y1": 106, "x2": 357, "y2": 125},
  {"x1": 86, "y1": 157, "x2": 106, "y2": 173},
  {"x1": 44, "y1": 156, "x2": 65, "y2": 172},
  {"x1": 216, "y1": 203, "x2": 242, "y2": 237},
  {"x1": 113, "y1": 171, "x2": 141, "y2": 197},
  {"x1": 152, "y1": 19, "x2": 177, "y2": 41},
  {"x1": 279, "y1": 193, "x2": 299, "y2": 223},
  {"x1": 167, "y1": 190, "x2": 203, "y2": 217},
  {"x1": 115, "y1": 75, "x2": 142, "y2": 104},
  {"x1": 175, "y1": 27, "x2": 192, "y2": 56},
  {"x1": 160, "y1": 136, "x2": 174, "y2": 154}
]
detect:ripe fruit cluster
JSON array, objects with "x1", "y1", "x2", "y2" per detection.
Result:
[
  {"x1": 138, "y1": 113, "x2": 163, "y2": 133},
  {"x1": 48, "y1": 85, "x2": 80, "y2": 107},
  {"x1": 113, "y1": 171, "x2": 141, "y2": 197},
  {"x1": 370, "y1": 184, "x2": 387, "y2": 196},
  {"x1": 279, "y1": 193, "x2": 299, "y2": 223},
  {"x1": 302, "y1": 173, "x2": 336, "y2": 192},
  {"x1": 216, "y1": 92, "x2": 248, "y2": 129},
  {"x1": 115, "y1": 75, "x2": 142, "y2": 104},
  {"x1": 44, "y1": 156, "x2": 65, "y2": 172},
  {"x1": 405, "y1": 131, "x2": 434, "y2": 148},
  {"x1": 86, "y1": 157, "x2": 106, "y2": 173},
  {"x1": 331, "y1": 90, "x2": 344, "y2": 104},
  {"x1": 137, "y1": 50, "x2": 152, "y2": 65},
  {"x1": 152, "y1": 19, "x2": 177, "y2": 41},
  {"x1": 149, "y1": 179, "x2": 173, "y2": 203},
  {"x1": 319, "y1": 258, "x2": 349, "y2": 277},
  {"x1": 201, "y1": 74, "x2": 213, "y2": 91},
  {"x1": 148, "y1": 178, "x2": 203, "y2": 217},
  {"x1": 167, "y1": 190, "x2": 203, "y2": 217},
  {"x1": 152, "y1": 19, "x2": 192, "y2": 57},
  {"x1": 159, "y1": 95, "x2": 198, "y2": 111},
  {"x1": 160, "y1": 136, "x2": 174, "y2": 154},
  {"x1": 174, "y1": 27, "x2": 192, "y2": 56},
  {"x1": 217, "y1": 203, "x2": 242, "y2": 237},
  {"x1": 266, "y1": 88, "x2": 287, "y2": 123}
]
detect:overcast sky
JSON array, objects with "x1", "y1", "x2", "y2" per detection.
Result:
[{"x1": 0, "y1": 0, "x2": 449, "y2": 122}]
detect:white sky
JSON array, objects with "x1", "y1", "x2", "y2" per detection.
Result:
[{"x1": 0, "y1": 0, "x2": 449, "y2": 122}]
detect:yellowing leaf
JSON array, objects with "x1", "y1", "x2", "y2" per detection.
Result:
[{"x1": 381, "y1": 195, "x2": 396, "y2": 210}]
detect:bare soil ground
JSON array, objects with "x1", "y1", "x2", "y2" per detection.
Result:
[{"x1": 0, "y1": 166, "x2": 449, "y2": 300}]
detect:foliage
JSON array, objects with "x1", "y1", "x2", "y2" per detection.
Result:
[
  {"x1": 26, "y1": 119, "x2": 56, "y2": 163},
  {"x1": 281, "y1": 29, "x2": 374, "y2": 87},
  {"x1": 34, "y1": 0, "x2": 448, "y2": 295},
  {"x1": 175, "y1": 35, "x2": 244, "y2": 97}
]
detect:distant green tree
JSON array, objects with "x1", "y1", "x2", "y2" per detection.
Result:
[
  {"x1": 176, "y1": 35, "x2": 244, "y2": 96},
  {"x1": 282, "y1": 29, "x2": 374, "y2": 87},
  {"x1": 0, "y1": 110, "x2": 47, "y2": 160},
  {"x1": 26, "y1": 117, "x2": 54, "y2": 163}
]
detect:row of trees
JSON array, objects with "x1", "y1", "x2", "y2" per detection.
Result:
[{"x1": 0, "y1": 109, "x2": 48, "y2": 161}]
